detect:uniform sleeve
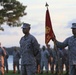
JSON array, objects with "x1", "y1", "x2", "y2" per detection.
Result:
[
  {"x1": 31, "y1": 37, "x2": 39, "y2": 56},
  {"x1": 56, "y1": 37, "x2": 69, "y2": 48},
  {"x1": 19, "y1": 37, "x2": 23, "y2": 55}
]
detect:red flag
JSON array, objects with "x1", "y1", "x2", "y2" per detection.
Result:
[{"x1": 45, "y1": 8, "x2": 55, "y2": 44}]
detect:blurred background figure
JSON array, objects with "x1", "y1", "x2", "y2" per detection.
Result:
[
  {"x1": 0, "y1": 42, "x2": 6, "y2": 75},
  {"x1": 40, "y1": 45, "x2": 50, "y2": 74},
  {"x1": 4, "y1": 47, "x2": 9, "y2": 73},
  {"x1": 35, "y1": 44, "x2": 41, "y2": 74},
  {"x1": 46, "y1": 44, "x2": 53, "y2": 73},
  {"x1": 61, "y1": 48, "x2": 69, "y2": 75},
  {"x1": 13, "y1": 47, "x2": 21, "y2": 74}
]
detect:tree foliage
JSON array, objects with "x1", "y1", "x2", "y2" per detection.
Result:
[{"x1": 0, "y1": 0, "x2": 27, "y2": 31}]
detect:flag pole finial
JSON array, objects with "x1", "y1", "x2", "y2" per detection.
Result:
[{"x1": 45, "y1": 2, "x2": 49, "y2": 9}]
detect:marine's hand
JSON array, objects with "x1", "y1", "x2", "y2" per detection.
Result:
[{"x1": 52, "y1": 37, "x2": 56, "y2": 42}]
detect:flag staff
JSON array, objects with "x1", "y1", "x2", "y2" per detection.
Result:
[
  {"x1": 45, "y1": 2, "x2": 49, "y2": 9},
  {"x1": 45, "y1": 3, "x2": 62, "y2": 75}
]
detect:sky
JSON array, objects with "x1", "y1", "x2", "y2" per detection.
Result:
[{"x1": 0, "y1": 0, "x2": 76, "y2": 48}]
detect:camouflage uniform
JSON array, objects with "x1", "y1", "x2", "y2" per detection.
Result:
[
  {"x1": 40, "y1": 46, "x2": 50, "y2": 73},
  {"x1": 20, "y1": 34, "x2": 39, "y2": 75},
  {"x1": 56, "y1": 36, "x2": 76, "y2": 75},
  {"x1": 13, "y1": 48, "x2": 20, "y2": 73}
]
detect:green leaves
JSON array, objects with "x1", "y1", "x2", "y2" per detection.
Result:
[{"x1": 0, "y1": 0, "x2": 27, "y2": 31}]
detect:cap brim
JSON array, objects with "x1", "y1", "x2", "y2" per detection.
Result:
[{"x1": 21, "y1": 26, "x2": 26, "y2": 29}]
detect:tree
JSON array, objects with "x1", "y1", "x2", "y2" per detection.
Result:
[{"x1": 0, "y1": 0, "x2": 27, "y2": 31}]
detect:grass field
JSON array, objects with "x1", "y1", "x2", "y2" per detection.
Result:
[
  {"x1": 4, "y1": 71, "x2": 49, "y2": 75},
  {"x1": 4, "y1": 71, "x2": 47, "y2": 75},
  {"x1": 4, "y1": 71, "x2": 67, "y2": 75},
  {"x1": 4, "y1": 71, "x2": 19, "y2": 75},
  {"x1": 4, "y1": 72, "x2": 54, "y2": 75}
]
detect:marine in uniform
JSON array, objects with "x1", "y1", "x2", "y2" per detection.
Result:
[
  {"x1": 46, "y1": 44, "x2": 53, "y2": 73},
  {"x1": 13, "y1": 47, "x2": 20, "y2": 73},
  {"x1": 40, "y1": 45, "x2": 50, "y2": 74},
  {"x1": 19, "y1": 23, "x2": 39, "y2": 75},
  {"x1": 4, "y1": 47, "x2": 9, "y2": 73},
  {"x1": 52, "y1": 23, "x2": 76, "y2": 75},
  {"x1": 61, "y1": 48, "x2": 69, "y2": 75}
]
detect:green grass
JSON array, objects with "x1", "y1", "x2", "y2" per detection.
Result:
[
  {"x1": 4, "y1": 72, "x2": 52, "y2": 75},
  {"x1": 5, "y1": 70, "x2": 19, "y2": 75},
  {"x1": 4, "y1": 71, "x2": 67, "y2": 75}
]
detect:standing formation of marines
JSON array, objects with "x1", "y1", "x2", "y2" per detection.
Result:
[
  {"x1": 0, "y1": 43, "x2": 21, "y2": 75},
  {"x1": 19, "y1": 23, "x2": 70, "y2": 75},
  {"x1": 0, "y1": 23, "x2": 76, "y2": 75},
  {"x1": 0, "y1": 42, "x2": 69, "y2": 75}
]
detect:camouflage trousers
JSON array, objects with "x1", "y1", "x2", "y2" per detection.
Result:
[
  {"x1": 69, "y1": 65, "x2": 76, "y2": 75},
  {"x1": 20, "y1": 64, "x2": 37, "y2": 75}
]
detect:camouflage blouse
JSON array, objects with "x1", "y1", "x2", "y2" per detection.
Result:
[
  {"x1": 56, "y1": 36, "x2": 76, "y2": 65},
  {"x1": 19, "y1": 34, "x2": 39, "y2": 65}
]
